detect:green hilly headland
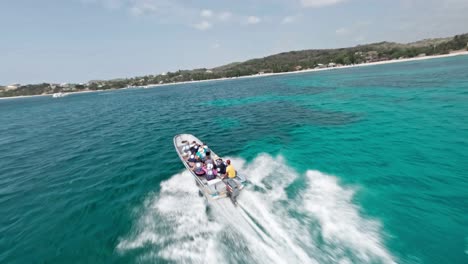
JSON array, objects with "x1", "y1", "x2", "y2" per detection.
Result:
[{"x1": 1, "y1": 33, "x2": 467, "y2": 98}]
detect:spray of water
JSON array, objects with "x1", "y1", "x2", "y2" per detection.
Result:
[{"x1": 117, "y1": 154, "x2": 395, "y2": 264}]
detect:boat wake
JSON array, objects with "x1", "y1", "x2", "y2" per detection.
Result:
[{"x1": 117, "y1": 154, "x2": 395, "y2": 263}]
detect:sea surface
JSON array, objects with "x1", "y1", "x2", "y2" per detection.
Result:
[{"x1": 1, "y1": 56, "x2": 468, "y2": 264}]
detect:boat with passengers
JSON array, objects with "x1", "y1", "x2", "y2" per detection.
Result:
[
  {"x1": 52, "y1": 92, "x2": 68, "y2": 98},
  {"x1": 173, "y1": 134, "x2": 246, "y2": 205}
]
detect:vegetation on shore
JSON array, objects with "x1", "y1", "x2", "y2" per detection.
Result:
[{"x1": 1, "y1": 33, "x2": 467, "y2": 98}]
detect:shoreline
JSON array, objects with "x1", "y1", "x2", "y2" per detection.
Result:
[
  {"x1": 140, "y1": 50, "x2": 468, "y2": 88},
  {"x1": 2, "y1": 51, "x2": 467, "y2": 100}
]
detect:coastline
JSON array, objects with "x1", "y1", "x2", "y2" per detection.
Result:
[
  {"x1": 2, "y1": 51, "x2": 467, "y2": 100},
  {"x1": 141, "y1": 50, "x2": 468, "y2": 88}
]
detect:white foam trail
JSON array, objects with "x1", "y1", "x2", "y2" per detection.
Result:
[
  {"x1": 210, "y1": 198, "x2": 286, "y2": 264},
  {"x1": 235, "y1": 154, "x2": 319, "y2": 263},
  {"x1": 235, "y1": 154, "x2": 395, "y2": 263},
  {"x1": 300, "y1": 170, "x2": 396, "y2": 264},
  {"x1": 117, "y1": 171, "x2": 223, "y2": 263},
  {"x1": 117, "y1": 154, "x2": 395, "y2": 264}
]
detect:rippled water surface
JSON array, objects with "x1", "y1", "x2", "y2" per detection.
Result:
[{"x1": 1, "y1": 56, "x2": 468, "y2": 264}]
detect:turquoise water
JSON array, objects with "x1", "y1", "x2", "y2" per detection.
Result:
[{"x1": 1, "y1": 56, "x2": 468, "y2": 264}]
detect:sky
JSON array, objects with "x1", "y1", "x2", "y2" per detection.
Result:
[{"x1": 1, "y1": 0, "x2": 468, "y2": 84}]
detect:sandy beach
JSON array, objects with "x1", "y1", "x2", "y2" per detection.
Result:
[{"x1": 2, "y1": 51, "x2": 467, "y2": 100}]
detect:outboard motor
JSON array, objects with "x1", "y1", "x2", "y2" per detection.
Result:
[{"x1": 226, "y1": 179, "x2": 240, "y2": 205}]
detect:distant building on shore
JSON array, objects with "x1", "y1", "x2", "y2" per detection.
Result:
[{"x1": 6, "y1": 84, "x2": 20, "y2": 90}]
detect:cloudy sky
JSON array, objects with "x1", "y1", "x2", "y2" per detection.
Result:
[{"x1": 1, "y1": 0, "x2": 468, "y2": 84}]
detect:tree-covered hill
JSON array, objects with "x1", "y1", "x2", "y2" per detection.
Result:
[{"x1": 214, "y1": 34, "x2": 467, "y2": 75}]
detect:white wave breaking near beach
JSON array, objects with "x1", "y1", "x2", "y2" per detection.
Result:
[{"x1": 117, "y1": 154, "x2": 395, "y2": 264}]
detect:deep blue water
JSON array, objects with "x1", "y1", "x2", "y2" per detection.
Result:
[{"x1": 1, "y1": 55, "x2": 468, "y2": 264}]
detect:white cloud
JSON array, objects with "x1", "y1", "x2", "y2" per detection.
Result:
[
  {"x1": 218, "y1": 11, "x2": 232, "y2": 21},
  {"x1": 193, "y1": 21, "x2": 212, "y2": 30},
  {"x1": 281, "y1": 16, "x2": 295, "y2": 24},
  {"x1": 246, "y1": 16, "x2": 261, "y2": 25},
  {"x1": 200, "y1": 9, "x2": 213, "y2": 18},
  {"x1": 127, "y1": 0, "x2": 196, "y2": 18},
  {"x1": 81, "y1": 1, "x2": 268, "y2": 30},
  {"x1": 300, "y1": 0, "x2": 347, "y2": 8}
]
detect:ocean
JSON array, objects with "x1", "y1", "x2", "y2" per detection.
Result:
[{"x1": 1, "y1": 55, "x2": 467, "y2": 264}]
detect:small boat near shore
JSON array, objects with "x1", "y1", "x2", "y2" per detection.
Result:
[
  {"x1": 173, "y1": 134, "x2": 246, "y2": 205},
  {"x1": 52, "y1": 92, "x2": 68, "y2": 98}
]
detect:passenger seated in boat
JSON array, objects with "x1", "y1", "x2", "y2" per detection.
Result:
[
  {"x1": 187, "y1": 154, "x2": 198, "y2": 164},
  {"x1": 225, "y1": 159, "x2": 236, "y2": 179},
  {"x1": 205, "y1": 163, "x2": 217, "y2": 180},
  {"x1": 182, "y1": 143, "x2": 191, "y2": 157},
  {"x1": 205, "y1": 159, "x2": 217, "y2": 173},
  {"x1": 189, "y1": 141, "x2": 198, "y2": 154},
  {"x1": 203, "y1": 144, "x2": 211, "y2": 156},
  {"x1": 204, "y1": 156, "x2": 215, "y2": 167},
  {"x1": 216, "y1": 158, "x2": 226, "y2": 175},
  {"x1": 196, "y1": 146, "x2": 206, "y2": 161},
  {"x1": 193, "y1": 162, "x2": 206, "y2": 176},
  {"x1": 206, "y1": 162, "x2": 216, "y2": 173}
]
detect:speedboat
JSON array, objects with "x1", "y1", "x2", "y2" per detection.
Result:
[
  {"x1": 52, "y1": 92, "x2": 67, "y2": 98},
  {"x1": 173, "y1": 134, "x2": 246, "y2": 205}
]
